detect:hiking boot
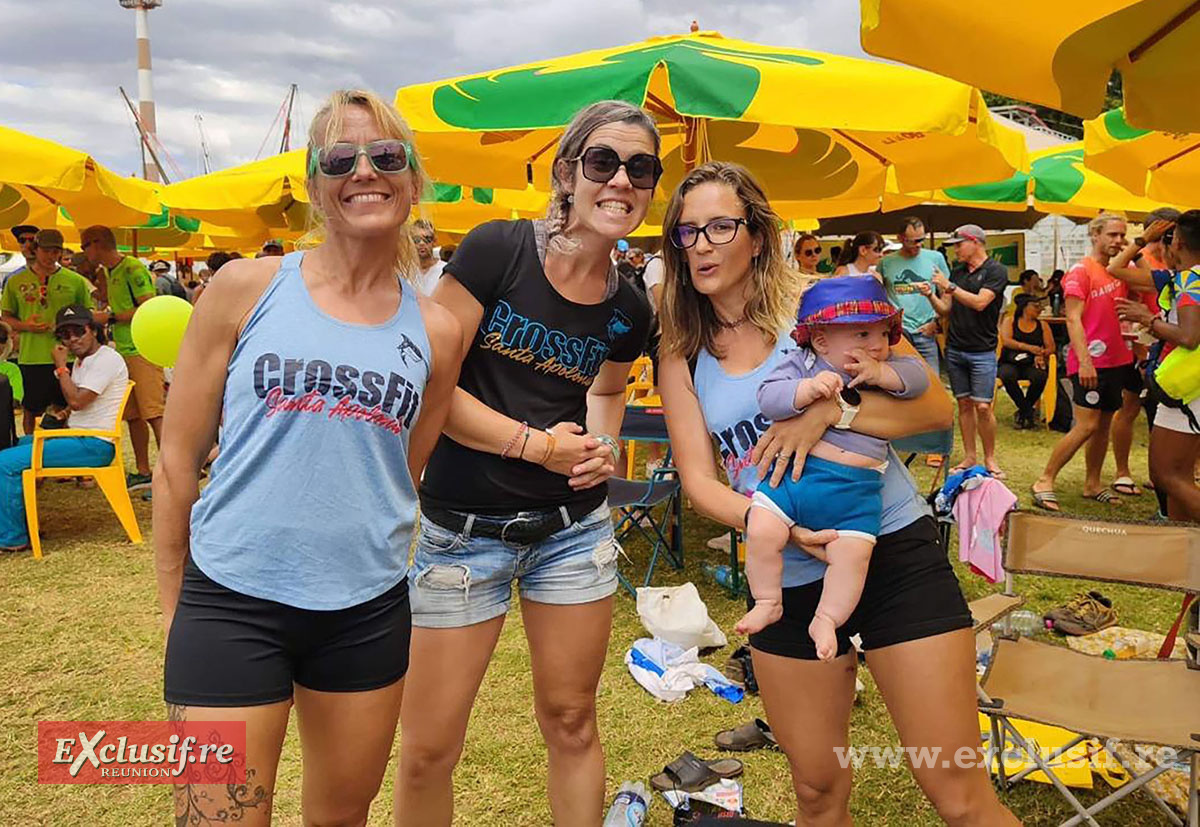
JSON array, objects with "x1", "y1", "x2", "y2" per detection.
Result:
[{"x1": 1046, "y1": 591, "x2": 1117, "y2": 636}]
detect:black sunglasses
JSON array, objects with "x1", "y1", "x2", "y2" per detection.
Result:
[
  {"x1": 670, "y1": 217, "x2": 747, "y2": 249},
  {"x1": 1163, "y1": 227, "x2": 1176, "y2": 247},
  {"x1": 800, "y1": 246, "x2": 821, "y2": 256},
  {"x1": 902, "y1": 236, "x2": 927, "y2": 245},
  {"x1": 313, "y1": 140, "x2": 412, "y2": 178},
  {"x1": 572, "y1": 146, "x2": 662, "y2": 190},
  {"x1": 56, "y1": 325, "x2": 88, "y2": 342},
  {"x1": 18, "y1": 236, "x2": 35, "y2": 245}
]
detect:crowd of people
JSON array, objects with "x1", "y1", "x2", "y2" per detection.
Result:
[{"x1": 4, "y1": 85, "x2": 1195, "y2": 826}]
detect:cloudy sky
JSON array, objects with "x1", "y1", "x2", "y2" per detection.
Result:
[{"x1": 0, "y1": 0, "x2": 867, "y2": 181}]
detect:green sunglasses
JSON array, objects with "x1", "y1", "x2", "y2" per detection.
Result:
[{"x1": 308, "y1": 140, "x2": 414, "y2": 178}]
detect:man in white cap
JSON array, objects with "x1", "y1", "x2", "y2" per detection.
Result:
[{"x1": 918, "y1": 223, "x2": 1009, "y2": 477}]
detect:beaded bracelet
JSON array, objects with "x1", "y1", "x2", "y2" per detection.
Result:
[{"x1": 500, "y1": 421, "x2": 529, "y2": 459}]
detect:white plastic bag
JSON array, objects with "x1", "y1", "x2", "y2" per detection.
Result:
[{"x1": 636, "y1": 582, "x2": 727, "y2": 650}]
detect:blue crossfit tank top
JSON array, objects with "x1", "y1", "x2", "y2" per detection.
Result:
[
  {"x1": 693, "y1": 331, "x2": 929, "y2": 588},
  {"x1": 189, "y1": 252, "x2": 430, "y2": 610}
]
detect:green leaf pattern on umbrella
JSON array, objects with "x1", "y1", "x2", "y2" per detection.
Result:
[
  {"x1": 1103, "y1": 108, "x2": 1152, "y2": 142},
  {"x1": 431, "y1": 39, "x2": 822, "y2": 129},
  {"x1": 943, "y1": 170, "x2": 1030, "y2": 204},
  {"x1": 1029, "y1": 147, "x2": 1087, "y2": 203},
  {"x1": 0, "y1": 184, "x2": 32, "y2": 228}
]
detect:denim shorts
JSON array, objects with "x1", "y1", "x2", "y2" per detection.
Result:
[
  {"x1": 946, "y1": 347, "x2": 998, "y2": 402},
  {"x1": 409, "y1": 502, "x2": 618, "y2": 628}
]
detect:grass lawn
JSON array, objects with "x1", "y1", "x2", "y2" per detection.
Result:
[{"x1": 0, "y1": 390, "x2": 1184, "y2": 825}]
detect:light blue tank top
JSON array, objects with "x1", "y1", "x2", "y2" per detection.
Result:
[
  {"x1": 189, "y1": 252, "x2": 430, "y2": 610},
  {"x1": 693, "y1": 332, "x2": 930, "y2": 588}
]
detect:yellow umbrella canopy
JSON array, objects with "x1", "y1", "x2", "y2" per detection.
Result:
[
  {"x1": 395, "y1": 30, "x2": 1026, "y2": 212},
  {"x1": 0, "y1": 125, "x2": 161, "y2": 229},
  {"x1": 1084, "y1": 108, "x2": 1200, "y2": 207},
  {"x1": 861, "y1": 0, "x2": 1200, "y2": 132},
  {"x1": 894, "y1": 142, "x2": 1169, "y2": 217}
]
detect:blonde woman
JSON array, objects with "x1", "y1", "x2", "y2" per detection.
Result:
[
  {"x1": 657, "y1": 162, "x2": 1018, "y2": 825},
  {"x1": 154, "y1": 90, "x2": 463, "y2": 826}
]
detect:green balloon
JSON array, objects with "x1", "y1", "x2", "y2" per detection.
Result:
[{"x1": 130, "y1": 296, "x2": 193, "y2": 368}]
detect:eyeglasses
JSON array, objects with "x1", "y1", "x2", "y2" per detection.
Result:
[
  {"x1": 1164, "y1": 228, "x2": 1176, "y2": 246},
  {"x1": 413, "y1": 234, "x2": 435, "y2": 244},
  {"x1": 571, "y1": 146, "x2": 663, "y2": 190},
  {"x1": 901, "y1": 236, "x2": 927, "y2": 245},
  {"x1": 18, "y1": 236, "x2": 35, "y2": 246},
  {"x1": 800, "y1": 246, "x2": 821, "y2": 256},
  {"x1": 312, "y1": 140, "x2": 413, "y2": 178},
  {"x1": 670, "y1": 217, "x2": 748, "y2": 249},
  {"x1": 56, "y1": 325, "x2": 87, "y2": 342}
]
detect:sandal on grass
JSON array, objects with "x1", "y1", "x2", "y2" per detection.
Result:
[
  {"x1": 1084, "y1": 488, "x2": 1121, "y2": 505},
  {"x1": 1111, "y1": 477, "x2": 1142, "y2": 496},
  {"x1": 714, "y1": 719, "x2": 777, "y2": 752},
  {"x1": 986, "y1": 466, "x2": 1007, "y2": 480},
  {"x1": 649, "y1": 751, "x2": 744, "y2": 792},
  {"x1": 1031, "y1": 487, "x2": 1060, "y2": 512}
]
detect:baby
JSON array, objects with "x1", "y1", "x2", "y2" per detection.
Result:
[{"x1": 736, "y1": 276, "x2": 929, "y2": 660}]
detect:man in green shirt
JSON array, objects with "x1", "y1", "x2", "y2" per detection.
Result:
[
  {"x1": 1, "y1": 229, "x2": 93, "y2": 435},
  {"x1": 81, "y1": 225, "x2": 165, "y2": 491}
]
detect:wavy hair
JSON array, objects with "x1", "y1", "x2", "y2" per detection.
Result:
[
  {"x1": 545, "y1": 100, "x2": 660, "y2": 255},
  {"x1": 304, "y1": 89, "x2": 426, "y2": 281},
  {"x1": 659, "y1": 162, "x2": 799, "y2": 360}
]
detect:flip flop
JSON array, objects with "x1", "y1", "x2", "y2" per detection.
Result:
[
  {"x1": 1031, "y1": 487, "x2": 1060, "y2": 512},
  {"x1": 1084, "y1": 489, "x2": 1121, "y2": 505},
  {"x1": 1111, "y1": 477, "x2": 1142, "y2": 497},
  {"x1": 714, "y1": 719, "x2": 777, "y2": 752},
  {"x1": 986, "y1": 466, "x2": 1008, "y2": 480},
  {"x1": 649, "y1": 751, "x2": 744, "y2": 792},
  {"x1": 948, "y1": 462, "x2": 975, "y2": 474}
]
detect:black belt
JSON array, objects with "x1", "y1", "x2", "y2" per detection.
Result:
[{"x1": 421, "y1": 500, "x2": 599, "y2": 546}]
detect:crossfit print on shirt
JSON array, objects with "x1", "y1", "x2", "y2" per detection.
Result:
[{"x1": 479, "y1": 300, "x2": 633, "y2": 386}]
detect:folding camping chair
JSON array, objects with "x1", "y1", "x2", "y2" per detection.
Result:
[
  {"x1": 613, "y1": 401, "x2": 683, "y2": 596},
  {"x1": 892, "y1": 427, "x2": 955, "y2": 550},
  {"x1": 977, "y1": 511, "x2": 1200, "y2": 827}
]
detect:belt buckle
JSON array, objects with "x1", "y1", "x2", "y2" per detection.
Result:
[{"x1": 500, "y1": 514, "x2": 535, "y2": 546}]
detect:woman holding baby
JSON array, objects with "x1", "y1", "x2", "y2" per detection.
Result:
[{"x1": 656, "y1": 161, "x2": 1017, "y2": 826}]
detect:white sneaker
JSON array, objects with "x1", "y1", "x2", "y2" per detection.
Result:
[{"x1": 706, "y1": 531, "x2": 736, "y2": 550}]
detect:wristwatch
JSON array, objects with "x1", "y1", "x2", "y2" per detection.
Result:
[
  {"x1": 834, "y1": 387, "x2": 861, "y2": 430},
  {"x1": 945, "y1": 282, "x2": 958, "y2": 293}
]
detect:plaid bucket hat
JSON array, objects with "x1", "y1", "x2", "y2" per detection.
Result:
[{"x1": 791, "y1": 275, "x2": 903, "y2": 347}]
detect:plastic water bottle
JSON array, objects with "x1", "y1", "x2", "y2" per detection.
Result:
[
  {"x1": 703, "y1": 564, "x2": 745, "y2": 593},
  {"x1": 603, "y1": 781, "x2": 648, "y2": 826}
]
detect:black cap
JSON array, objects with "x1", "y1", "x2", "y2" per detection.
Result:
[
  {"x1": 11, "y1": 224, "x2": 38, "y2": 242},
  {"x1": 55, "y1": 304, "x2": 94, "y2": 332}
]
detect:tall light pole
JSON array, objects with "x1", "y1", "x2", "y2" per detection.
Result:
[{"x1": 118, "y1": 0, "x2": 163, "y2": 181}]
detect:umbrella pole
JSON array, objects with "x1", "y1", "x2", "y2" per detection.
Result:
[{"x1": 132, "y1": 229, "x2": 139, "y2": 258}]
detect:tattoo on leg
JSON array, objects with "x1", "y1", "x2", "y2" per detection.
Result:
[{"x1": 168, "y1": 704, "x2": 270, "y2": 825}]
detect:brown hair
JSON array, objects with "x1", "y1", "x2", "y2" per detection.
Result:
[
  {"x1": 546, "y1": 100, "x2": 660, "y2": 255},
  {"x1": 659, "y1": 162, "x2": 798, "y2": 360},
  {"x1": 837, "y1": 230, "x2": 884, "y2": 267},
  {"x1": 304, "y1": 89, "x2": 426, "y2": 280}
]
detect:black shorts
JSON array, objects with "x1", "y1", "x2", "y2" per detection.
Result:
[
  {"x1": 1070, "y1": 363, "x2": 1142, "y2": 413},
  {"x1": 748, "y1": 516, "x2": 971, "y2": 660},
  {"x1": 19, "y1": 363, "x2": 66, "y2": 415},
  {"x1": 164, "y1": 559, "x2": 411, "y2": 707}
]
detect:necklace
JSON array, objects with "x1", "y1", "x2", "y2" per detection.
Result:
[{"x1": 714, "y1": 312, "x2": 747, "y2": 331}]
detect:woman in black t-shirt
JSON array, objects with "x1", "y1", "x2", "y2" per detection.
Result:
[
  {"x1": 398, "y1": 100, "x2": 656, "y2": 824},
  {"x1": 998, "y1": 294, "x2": 1054, "y2": 428}
]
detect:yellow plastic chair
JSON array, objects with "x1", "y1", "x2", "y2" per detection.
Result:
[
  {"x1": 625, "y1": 355, "x2": 654, "y2": 403},
  {"x1": 995, "y1": 347, "x2": 1057, "y2": 424},
  {"x1": 22, "y1": 382, "x2": 142, "y2": 560}
]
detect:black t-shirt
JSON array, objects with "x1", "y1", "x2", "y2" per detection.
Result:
[
  {"x1": 947, "y1": 258, "x2": 1010, "y2": 352},
  {"x1": 420, "y1": 220, "x2": 651, "y2": 513}
]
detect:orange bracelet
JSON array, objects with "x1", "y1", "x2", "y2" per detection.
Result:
[{"x1": 539, "y1": 429, "x2": 556, "y2": 466}]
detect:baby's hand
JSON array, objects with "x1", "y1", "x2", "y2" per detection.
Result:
[
  {"x1": 845, "y1": 348, "x2": 882, "y2": 388},
  {"x1": 810, "y1": 370, "x2": 843, "y2": 399}
]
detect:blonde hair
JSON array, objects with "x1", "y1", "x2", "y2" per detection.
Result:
[
  {"x1": 546, "y1": 100, "x2": 660, "y2": 255},
  {"x1": 304, "y1": 89, "x2": 426, "y2": 280},
  {"x1": 659, "y1": 162, "x2": 799, "y2": 360},
  {"x1": 1088, "y1": 213, "x2": 1125, "y2": 237}
]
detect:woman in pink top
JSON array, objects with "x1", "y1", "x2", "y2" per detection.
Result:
[{"x1": 1032, "y1": 215, "x2": 1143, "y2": 510}]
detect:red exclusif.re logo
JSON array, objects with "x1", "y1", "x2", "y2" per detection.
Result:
[{"x1": 38, "y1": 721, "x2": 247, "y2": 785}]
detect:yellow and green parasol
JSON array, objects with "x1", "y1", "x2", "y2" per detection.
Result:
[
  {"x1": 1084, "y1": 107, "x2": 1200, "y2": 207},
  {"x1": 861, "y1": 0, "x2": 1200, "y2": 132},
  {"x1": 395, "y1": 30, "x2": 1026, "y2": 213},
  {"x1": 0, "y1": 125, "x2": 161, "y2": 231},
  {"x1": 897, "y1": 142, "x2": 1170, "y2": 217}
]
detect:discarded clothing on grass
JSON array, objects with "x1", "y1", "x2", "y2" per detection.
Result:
[{"x1": 625, "y1": 637, "x2": 744, "y2": 704}]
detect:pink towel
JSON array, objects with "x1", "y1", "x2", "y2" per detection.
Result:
[{"x1": 953, "y1": 477, "x2": 1017, "y2": 583}]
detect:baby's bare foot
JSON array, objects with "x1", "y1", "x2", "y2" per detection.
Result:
[
  {"x1": 809, "y1": 613, "x2": 838, "y2": 662},
  {"x1": 735, "y1": 600, "x2": 782, "y2": 636}
]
